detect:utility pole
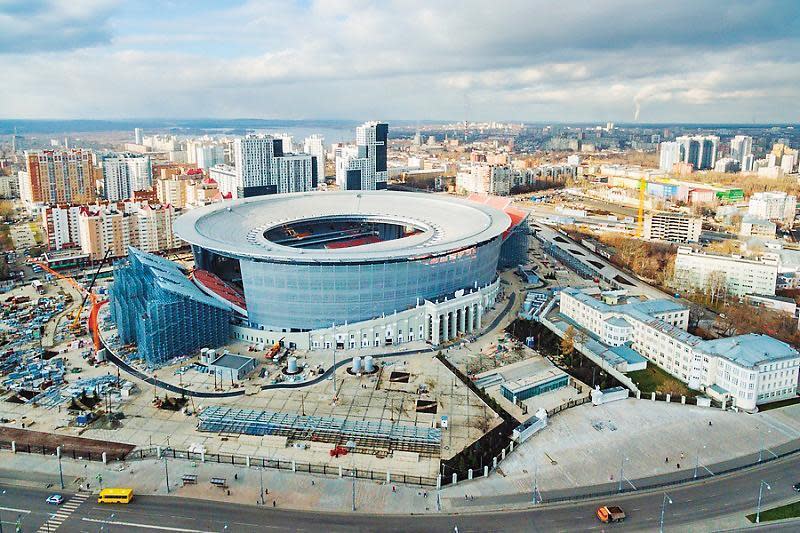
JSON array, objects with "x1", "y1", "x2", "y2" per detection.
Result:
[
  {"x1": 58, "y1": 451, "x2": 64, "y2": 489},
  {"x1": 164, "y1": 451, "x2": 170, "y2": 494},
  {"x1": 351, "y1": 469, "x2": 356, "y2": 512},
  {"x1": 260, "y1": 467, "x2": 265, "y2": 505}
]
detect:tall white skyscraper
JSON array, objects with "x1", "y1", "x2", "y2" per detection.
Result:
[
  {"x1": 134, "y1": 128, "x2": 143, "y2": 145},
  {"x1": 102, "y1": 153, "x2": 152, "y2": 201},
  {"x1": 730, "y1": 135, "x2": 753, "y2": 171},
  {"x1": 335, "y1": 121, "x2": 388, "y2": 190},
  {"x1": 303, "y1": 134, "x2": 325, "y2": 186},
  {"x1": 658, "y1": 141, "x2": 683, "y2": 171},
  {"x1": 233, "y1": 135, "x2": 315, "y2": 198}
]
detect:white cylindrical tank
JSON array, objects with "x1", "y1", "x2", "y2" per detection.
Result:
[
  {"x1": 364, "y1": 355, "x2": 375, "y2": 373},
  {"x1": 287, "y1": 356, "x2": 298, "y2": 373},
  {"x1": 352, "y1": 356, "x2": 362, "y2": 373}
]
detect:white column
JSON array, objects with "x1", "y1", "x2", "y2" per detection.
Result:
[
  {"x1": 450, "y1": 311, "x2": 457, "y2": 338},
  {"x1": 466, "y1": 305, "x2": 473, "y2": 332},
  {"x1": 476, "y1": 305, "x2": 483, "y2": 329},
  {"x1": 432, "y1": 315, "x2": 441, "y2": 344},
  {"x1": 442, "y1": 313, "x2": 449, "y2": 342},
  {"x1": 458, "y1": 307, "x2": 466, "y2": 333}
]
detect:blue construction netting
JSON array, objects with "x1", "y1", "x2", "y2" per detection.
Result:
[
  {"x1": 499, "y1": 218, "x2": 530, "y2": 268},
  {"x1": 110, "y1": 247, "x2": 231, "y2": 368}
]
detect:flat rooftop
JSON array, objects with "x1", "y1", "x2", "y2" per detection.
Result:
[{"x1": 210, "y1": 353, "x2": 255, "y2": 370}]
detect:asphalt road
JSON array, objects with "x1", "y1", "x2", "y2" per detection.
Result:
[{"x1": 2, "y1": 453, "x2": 800, "y2": 532}]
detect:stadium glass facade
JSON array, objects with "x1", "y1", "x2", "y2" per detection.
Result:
[
  {"x1": 499, "y1": 218, "x2": 530, "y2": 268},
  {"x1": 236, "y1": 237, "x2": 502, "y2": 331},
  {"x1": 111, "y1": 247, "x2": 231, "y2": 367}
]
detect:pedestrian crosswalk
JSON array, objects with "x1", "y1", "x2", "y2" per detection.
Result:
[{"x1": 37, "y1": 492, "x2": 91, "y2": 532}]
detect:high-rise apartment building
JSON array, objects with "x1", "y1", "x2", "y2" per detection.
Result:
[
  {"x1": 455, "y1": 164, "x2": 512, "y2": 196},
  {"x1": 658, "y1": 141, "x2": 682, "y2": 171},
  {"x1": 22, "y1": 150, "x2": 96, "y2": 204},
  {"x1": 335, "y1": 121, "x2": 388, "y2": 190},
  {"x1": 102, "y1": 153, "x2": 152, "y2": 201},
  {"x1": 77, "y1": 202, "x2": 183, "y2": 260},
  {"x1": 233, "y1": 135, "x2": 316, "y2": 198},
  {"x1": 730, "y1": 135, "x2": 753, "y2": 171},
  {"x1": 209, "y1": 164, "x2": 237, "y2": 198},
  {"x1": 676, "y1": 135, "x2": 719, "y2": 170},
  {"x1": 303, "y1": 134, "x2": 326, "y2": 184},
  {"x1": 41, "y1": 205, "x2": 84, "y2": 250},
  {"x1": 134, "y1": 128, "x2": 143, "y2": 145}
]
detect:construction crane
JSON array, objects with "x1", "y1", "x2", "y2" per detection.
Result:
[
  {"x1": 636, "y1": 177, "x2": 646, "y2": 237},
  {"x1": 70, "y1": 249, "x2": 112, "y2": 333}
]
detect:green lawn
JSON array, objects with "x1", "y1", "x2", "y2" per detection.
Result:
[
  {"x1": 627, "y1": 365, "x2": 696, "y2": 398},
  {"x1": 746, "y1": 500, "x2": 800, "y2": 523}
]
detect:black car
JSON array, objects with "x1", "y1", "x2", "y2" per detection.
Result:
[{"x1": 793, "y1": 482, "x2": 800, "y2": 492}]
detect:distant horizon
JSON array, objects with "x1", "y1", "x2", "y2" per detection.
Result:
[{"x1": 1, "y1": 117, "x2": 798, "y2": 137}]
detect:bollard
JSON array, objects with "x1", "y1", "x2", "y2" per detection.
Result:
[
  {"x1": 651, "y1": 392, "x2": 656, "y2": 402},
  {"x1": 510, "y1": 441, "x2": 514, "y2": 452},
  {"x1": 339, "y1": 466, "x2": 343, "y2": 478},
  {"x1": 57, "y1": 446, "x2": 61, "y2": 458},
  {"x1": 501, "y1": 449, "x2": 506, "y2": 460},
  {"x1": 200, "y1": 451, "x2": 205, "y2": 463},
  {"x1": 102, "y1": 452, "x2": 107, "y2": 465},
  {"x1": 246, "y1": 456, "x2": 250, "y2": 468},
  {"x1": 11, "y1": 441, "x2": 15, "y2": 453},
  {"x1": 386, "y1": 471, "x2": 391, "y2": 483},
  {"x1": 636, "y1": 390, "x2": 641, "y2": 400},
  {"x1": 681, "y1": 395, "x2": 686, "y2": 405},
  {"x1": 451, "y1": 473, "x2": 457, "y2": 485},
  {"x1": 468, "y1": 469, "x2": 473, "y2": 480},
  {"x1": 436, "y1": 475, "x2": 441, "y2": 490},
  {"x1": 291, "y1": 460, "x2": 296, "y2": 472},
  {"x1": 493, "y1": 457, "x2": 498, "y2": 469},
  {"x1": 484, "y1": 465, "x2": 489, "y2": 477},
  {"x1": 666, "y1": 394, "x2": 671, "y2": 403}
]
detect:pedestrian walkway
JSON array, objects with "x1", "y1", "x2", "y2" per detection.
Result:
[{"x1": 37, "y1": 492, "x2": 91, "y2": 532}]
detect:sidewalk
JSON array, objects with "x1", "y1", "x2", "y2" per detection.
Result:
[{"x1": 0, "y1": 450, "x2": 440, "y2": 515}]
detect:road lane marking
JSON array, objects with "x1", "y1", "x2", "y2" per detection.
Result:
[
  {"x1": 38, "y1": 493, "x2": 91, "y2": 533},
  {"x1": 0, "y1": 507, "x2": 31, "y2": 514},
  {"x1": 82, "y1": 518, "x2": 213, "y2": 532}
]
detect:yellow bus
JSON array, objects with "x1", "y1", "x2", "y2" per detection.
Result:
[{"x1": 97, "y1": 488, "x2": 134, "y2": 504}]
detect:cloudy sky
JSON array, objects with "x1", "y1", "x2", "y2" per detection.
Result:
[{"x1": 1, "y1": 0, "x2": 798, "y2": 122}]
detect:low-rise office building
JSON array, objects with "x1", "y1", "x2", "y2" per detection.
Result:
[
  {"x1": 559, "y1": 288, "x2": 799, "y2": 411},
  {"x1": 672, "y1": 246, "x2": 779, "y2": 297}
]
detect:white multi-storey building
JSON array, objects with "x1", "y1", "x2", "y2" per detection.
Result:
[
  {"x1": 748, "y1": 191, "x2": 796, "y2": 224},
  {"x1": 209, "y1": 164, "x2": 237, "y2": 199},
  {"x1": 672, "y1": 246, "x2": 780, "y2": 297},
  {"x1": 730, "y1": 135, "x2": 753, "y2": 171},
  {"x1": 559, "y1": 288, "x2": 799, "y2": 411},
  {"x1": 335, "y1": 122, "x2": 389, "y2": 190},
  {"x1": 303, "y1": 134, "x2": 325, "y2": 185},
  {"x1": 233, "y1": 135, "x2": 315, "y2": 198},
  {"x1": 643, "y1": 213, "x2": 702, "y2": 243},
  {"x1": 658, "y1": 141, "x2": 682, "y2": 171},
  {"x1": 194, "y1": 144, "x2": 226, "y2": 171},
  {"x1": 41, "y1": 205, "x2": 84, "y2": 250},
  {"x1": 456, "y1": 164, "x2": 512, "y2": 196},
  {"x1": 102, "y1": 153, "x2": 152, "y2": 201}
]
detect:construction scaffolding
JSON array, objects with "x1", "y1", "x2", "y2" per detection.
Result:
[
  {"x1": 110, "y1": 247, "x2": 231, "y2": 367},
  {"x1": 198, "y1": 406, "x2": 442, "y2": 457}
]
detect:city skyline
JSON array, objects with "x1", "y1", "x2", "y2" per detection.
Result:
[{"x1": 1, "y1": 0, "x2": 799, "y2": 123}]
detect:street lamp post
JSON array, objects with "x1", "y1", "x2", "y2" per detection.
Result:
[
  {"x1": 163, "y1": 450, "x2": 170, "y2": 494},
  {"x1": 659, "y1": 493, "x2": 673, "y2": 533},
  {"x1": 259, "y1": 467, "x2": 265, "y2": 505},
  {"x1": 531, "y1": 459, "x2": 539, "y2": 504},
  {"x1": 618, "y1": 456, "x2": 628, "y2": 492},
  {"x1": 693, "y1": 444, "x2": 706, "y2": 479},
  {"x1": 0, "y1": 489, "x2": 6, "y2": 533},
  {"x1": 351, "y1": 469, "x2": 356, "y2": 512},
  {"x1": 756, "y1": 480, "x2": 771, "y2": 524},
  {"x1": 58, "y1": 451, "x2": 64, "y2": 490}
]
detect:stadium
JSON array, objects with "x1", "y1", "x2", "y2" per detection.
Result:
[{"x1": 178, "y1": 189, "x2": 523, "y2": 327}]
